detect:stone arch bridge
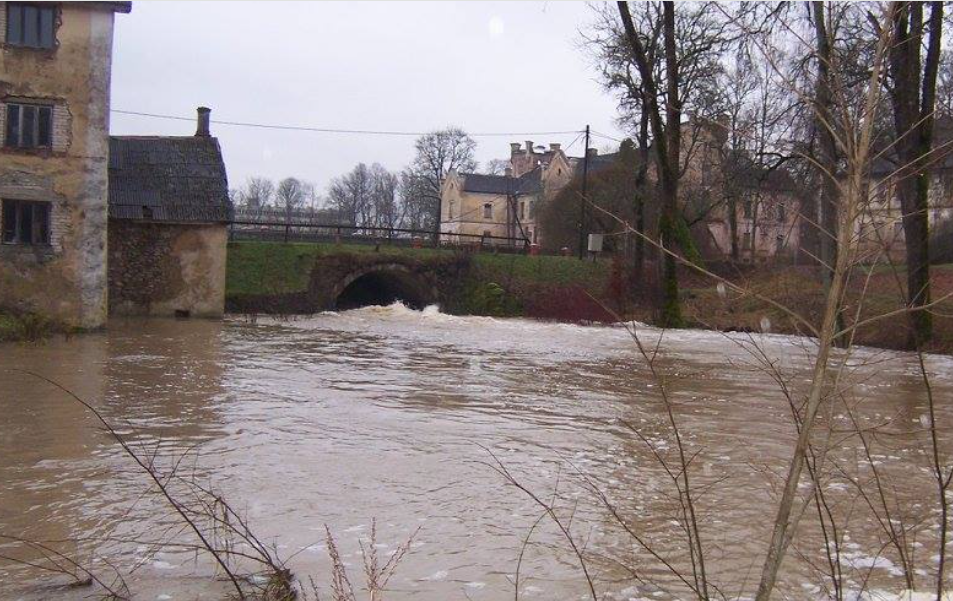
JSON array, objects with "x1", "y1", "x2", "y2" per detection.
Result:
[{"x1": 228, "y1": 251, "x2": 470, "y2": 314}]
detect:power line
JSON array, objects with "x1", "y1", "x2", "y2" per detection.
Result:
[
  {"x1": 111, "y1": 109, "x2": 584, "y2": 139},
  {"x1": 590, "y1": 129, "x2": 623, "y2": 143}
]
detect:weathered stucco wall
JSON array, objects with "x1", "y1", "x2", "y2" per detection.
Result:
[
  {"x1": 108, "y1": 221, "x2": 228, "y2": 318},
  {"x1": 0, "y1": 4, "x2": 117, "y2": 328}
]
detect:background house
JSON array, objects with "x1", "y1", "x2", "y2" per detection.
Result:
[
  {"x1": 440, "y1": 141, "x2": 574, "y2": 246},
  {"x1": 107, "y1": 108, "x2": 232, "y2": 318},
  {"x1": 0, "y1": 1, "x2": 130, "y2": 329}
]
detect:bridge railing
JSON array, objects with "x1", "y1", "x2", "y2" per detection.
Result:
[{"x1": 228, "y1": 220, "x2": 540, "y2": 254}]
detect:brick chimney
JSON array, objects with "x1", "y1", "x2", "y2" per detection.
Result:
[
  {"x1": 504, "y1": 167, "x2": 513, "y2": 178},
  {"x1": 586, "y1": 148, "x2": 598, "y2": 158},
  {"x1": 549, "y1": 143, "x2": 561, "y2": 152},
  {"x1": 196, "y1": 106, "x2": 211, "y2": 137},
  {"x1": 510, "y1": 142, "x2": 522, "y2": 155},
  {"x1": 524, "y1": 140, "x2": 534, "y2": 153}
]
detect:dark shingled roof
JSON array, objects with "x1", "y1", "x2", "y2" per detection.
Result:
[
  {"x1": 460, "y1": 169, "x2": 542, "y2": 196},
  {"x1": 63, "y1": 2, "x2": 132, "y2": 13},
  {"x1": 108, "y1": 136, "x2": 232, "y2": 223}
]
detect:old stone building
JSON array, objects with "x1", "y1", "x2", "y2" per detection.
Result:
[
  {"x1": 853, "y1": 123, "x2": 953, "y2": 262},
  {"x1": 107, "y1": 108, "x2": 232, "y2": 318},
  {"x1": 440, "y1": 141, "x2": 574, "y2": 246},
  {"x1": 0, "y1": 1, "x2": 130, "y2": 329}
]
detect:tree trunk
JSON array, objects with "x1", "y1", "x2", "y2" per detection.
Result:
[
  {"x1": 813, "y1": 2, "x2": 838, "y2": 276},
  {"x1": 634, "y1": 101, "x2": 650, "y2": 286},
  {"x1": 888, "y1": 1, "x2": 942, "y2": 346},
  {"x1": 729, "y1": 193, "x2": 739, "y2": 261},
  {"x1": 659, "y1": 2, "x2": 682, "y2": 328},
  {"x1": 618, "y1": 0, "x2": 683, "y2": 328}
]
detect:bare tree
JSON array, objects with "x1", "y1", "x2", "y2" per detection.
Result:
[
  {"x1": 328, "y1": 164, "x2": 373, "y2": 231},
  {"x1": 615, "y1": 1, "x2": 682, "y2": 327},
  {"x1": 397, "y1": 168, "x2": 432, "y2": 233},
  {"x1": 275, "y1": 177, "x2": 306, "y2": 224},
  {"x1": 482, "y1": 158, "x2": 510, "y2": 176},
  {"x1": 612, "y1": 1, "x2": 738, "y2": 326},
  {"x1": 886, "y1": 0, "x2": 944, "y2": 345},
  {"x1": 240, "y1": 176, "x2": 275, "y2": 215},
  {"x1": 407, "y1": 128, "x2": 477, "y2": 239},
  {"x1": 368, "y1": 164, "x2": 401, "y2": 232}
]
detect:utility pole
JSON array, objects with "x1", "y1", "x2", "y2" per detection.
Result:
[
  {"x1": 433, "y1": 188, "x2": 442, "y2": 247},
  {"x1": 578, "y1": 125, "x2": 591, "y2": 260}
]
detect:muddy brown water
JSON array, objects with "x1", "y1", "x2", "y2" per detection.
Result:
[{"x1": 1, "y1": 305, "x2": 951, "y2": 600}]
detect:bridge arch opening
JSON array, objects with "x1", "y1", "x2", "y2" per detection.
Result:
[{"x1": 334, "y1": 268, "x2": 432, "y2": 311}]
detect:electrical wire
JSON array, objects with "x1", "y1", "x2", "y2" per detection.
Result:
[
  {"x1": 590, "y1": 129, "x2": 624, "y2": 143},
  {"x1": 111, "y1": 109, "x2": 585, "y2": 139}
]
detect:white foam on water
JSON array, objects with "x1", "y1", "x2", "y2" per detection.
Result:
[{"x1": 419, "y1": 569, "x2": 448, "y2": 581}]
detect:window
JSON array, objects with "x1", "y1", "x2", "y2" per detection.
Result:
[
  {"x1": 519, "y1": 201, "x2": 525, "y2": 220},
  {"x1": 778, "y1": 202, "x2": 786, "y2": 223},
  {"x1": 483, "y1": 203, "x2": 492, "y2": 219},
  {"x1": 447, "y1": 201, "x2": 454, "y2": 220},
  {"x1": 742, "y1": 232, "x2": 752, "y2": 250},
  {"x1": 743, "y1": 199, "x2": 753, "y2": 219},
  {"x1": 5, "y1": 103, "x2": 53, "y2": 149},
  {"x1": 6, "y1": 3, "x2": 56, "y2": 49},
  {"x1": 529, "y1": 200, "x2": 536, "y2": 219},
  {"x1": 1, "y1": 199, "x2": 51, "y2": 245}
]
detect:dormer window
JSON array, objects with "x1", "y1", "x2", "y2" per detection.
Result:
[
  {"x1": 5, "y1": 102, "x2": 53, "y2": 149},
  {"x1": 6, "y1": 3, "x2": 56, "y2": 49}
]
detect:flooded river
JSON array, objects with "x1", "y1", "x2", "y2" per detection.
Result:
[{"x1": 1, "y1": 305, "x2": 951, "y2": 600}]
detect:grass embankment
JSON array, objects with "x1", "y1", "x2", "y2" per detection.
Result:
[
  {"x1": 463, "y1": 252, "x2": 613, "y2": 320},
  {"x1": 226, "y1": 241, "x2": 450, "y2": 297},
  {"x1": 0, "y1": 311, "x2": 66, "y2": 343},
  {"x1": 682, "y1": 263, "x2": 953, "y2": 353}
]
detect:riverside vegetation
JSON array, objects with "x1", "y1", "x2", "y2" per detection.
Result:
[{"x1": 225, "y1": 240, "x2": 953, "y2": 354}]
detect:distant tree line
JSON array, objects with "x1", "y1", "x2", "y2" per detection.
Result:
[{"x1": 231, "y1": 127, "x2": 482, "y2": 235}]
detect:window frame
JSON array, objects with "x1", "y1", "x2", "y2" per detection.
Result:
[
  {"x1": 4, "y1": 102, "x2": 53, "y2": 149},
  {"x1": 1, "y1": 199, "x2": 52, "y2": 246},
  {"x1": 5, "y1": 2, "x2": 57, "y2": 49},
  {"x1": 483, "y1": 203, "x2": 492, "y2": 220}
]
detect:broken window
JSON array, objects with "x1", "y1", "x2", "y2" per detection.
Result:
[
  {"x1": 1, "y1": 199, "x2": 51, "y2": 245},
  {"x1": 5, "y1": 103, "x2": 53, "y2": 149},
  {"x1": 6, "y1": 3, "x2": 56, "y2": 49}
]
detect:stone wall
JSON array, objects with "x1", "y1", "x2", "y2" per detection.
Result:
[
  {"x1": 108, "y1": 221, "x2": 228, "y2": 318},
  {"x1": 0, "y1": 3, "x2": 120, "y2": 329}
]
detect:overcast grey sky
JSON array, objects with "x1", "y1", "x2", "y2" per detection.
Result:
[{"x1": 110, "y1": 1, "x2": 626, "y2": 196}]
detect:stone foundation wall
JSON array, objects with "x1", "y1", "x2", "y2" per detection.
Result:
[{"x1": 108, "y1": 221, "x2": 227, "y2": 318}]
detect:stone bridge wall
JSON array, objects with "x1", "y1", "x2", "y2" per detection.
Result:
[{"x1": 227, "y1": 251, "x2": 471, "y2": 315}]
